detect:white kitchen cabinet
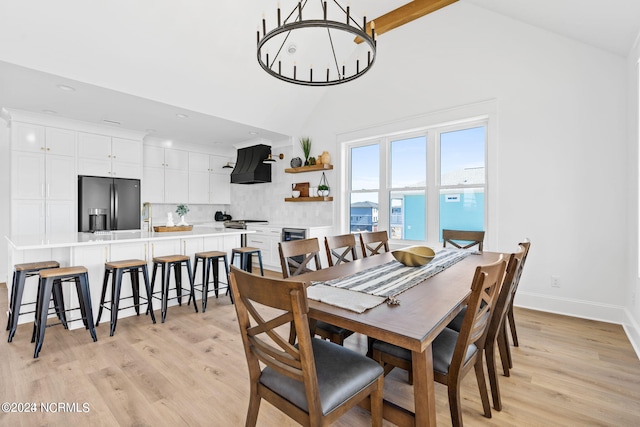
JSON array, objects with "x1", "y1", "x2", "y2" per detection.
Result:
[
  {"x1": 77, "y1": 132, "x2": 142, "y2": 179},
  {"x1": 209, "y1": 155, "x2": 231, "y2": 205},
  {"x1": 245, "y1": 226, "x2": 283, "y2": 271},
  {"x1": 142, "y1": 146, "x2": 189, "y2": 203},
  {"x1": 188, "y1": 152, "x2": 210, "y2": 204},
  {"x1": 10, "y1": 123, "x2": 77, "y2": 235}
]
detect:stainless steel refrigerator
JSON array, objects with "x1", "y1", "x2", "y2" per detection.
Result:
[{"x1": 78, "y1": 175, "x2": 141, "y2": 232}]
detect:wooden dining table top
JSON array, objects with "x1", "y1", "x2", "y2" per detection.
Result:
[{"x1": 294, "y1": 250, "x2": 505, "y2": 354}]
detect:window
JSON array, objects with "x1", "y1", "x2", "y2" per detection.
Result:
[{"x1": 346, "y1": 121, "x2": 487, "y2": 243}]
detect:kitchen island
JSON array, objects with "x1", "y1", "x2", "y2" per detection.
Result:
[{"x1": 5, "y1": 226, "x2": 253, "y2": 329}]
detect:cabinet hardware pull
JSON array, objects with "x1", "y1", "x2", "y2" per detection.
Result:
[{"x1": 152, "y1": 243, "x2": 155, "y2": 258}]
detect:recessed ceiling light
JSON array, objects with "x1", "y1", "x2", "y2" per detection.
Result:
[
  {"x1": 249, "y1": 131, "x2": 259, "y2": 135},
  {"x1": 57, "y1": 84, "x2": 76, "y2": 92},
  {"x1": 42, "y1": 109, "x2": 58, "y2": 115},
  {"x1": 176, "y1": 113, "x2": 188, "y2": 119}
]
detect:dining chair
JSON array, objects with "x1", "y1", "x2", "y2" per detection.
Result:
[
  {"x1": 278, "y1": 238, "x2": 322, "y2": 278},
  {"x1": 442, "y1": 229, "x2": 485, "y2": 251},
  {"x1": 279, "y1": 238, "x2": 354, "y2": 345},
  {"x1": 228, "y1": 266, "x2": 384, "y2": 427},
  {"x1": 359, "y1": 231, "x2": 390, "y2": 258},
  {"x1": 372, "y1": 255, "x2": 507, "y2": 427},
  {"x1": 324, "y1": 234, "x2": 358, "y2": 267},
  {"x1": 506, "y1": 239, "x2": 531, "y2": 351}
]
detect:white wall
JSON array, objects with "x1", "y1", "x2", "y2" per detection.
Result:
[
  {"x1": 0, "y1": 118, "x2": 10, "y2": 283},
  {"x1": 301, "y1": 4, "x2": 630, "y2": 324}
]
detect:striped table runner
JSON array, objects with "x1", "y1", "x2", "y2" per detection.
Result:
[{"x1": 307, "y1": 249, "x2": 474, "y2": 313}]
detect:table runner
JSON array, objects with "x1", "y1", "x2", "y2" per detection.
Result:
[{"x1": 307, "y1": 249, "x2": 474, "y2": 313}]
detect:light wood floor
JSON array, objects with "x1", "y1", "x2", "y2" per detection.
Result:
[{"x1": 2, "y1": 281, "x2": 640, "y2": 427}]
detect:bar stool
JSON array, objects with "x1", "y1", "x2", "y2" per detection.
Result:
[
  {"x1": 34, "y1": 266, "x2": 97, "y2": 358},
  {"x1": 192, "y1": 251, "x2": 232, "y2": 311},
  {"x1": 147, "y1": 255, "x2": 198, "y2": 323},
  {"x1": 6, "y1": 261, "x2": 66, "y2": 343},
  {"x1": 96, "y1": 259, "x2": 156, "y2": 336},
  {"x1": 231, "y1": 247, "x2": 264, "y2": 276}
]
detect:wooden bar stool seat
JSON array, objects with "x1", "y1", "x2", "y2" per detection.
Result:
[
  {"x1": 96, "y1": 259, "x2": 156, "y2": 336},
  {"x1": 34, "y1": 266, "x2": 97, "y2": 358},
  {"x1": 231, "y1": 247, "x2": 264, "y2": 276},
  {"x1": 192, "y1": 251, "x2": 232, "y2": 311},
  {"x1": 7, "y1": 261, "x2": 66, "y2": 343},
  {"x1": 146, "y1": 255, "x2": 197, "y2": 323}
]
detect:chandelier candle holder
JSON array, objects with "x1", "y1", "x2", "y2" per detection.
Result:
[{"x1": 257, "y1": 0, "x2": 377, "y2": 86}]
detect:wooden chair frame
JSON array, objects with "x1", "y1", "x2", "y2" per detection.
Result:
[
  {"x1": 442, "y1": 229, "x2": 485, "y2": 251},
  {"x1": 229, "y1": 266, "x2": 383, "y2": 427},
  {"x1": 505, "y1": 239, "x2": 531, "y2": 350},
  {"x1": 324, "y1": 234, "x2": 358, "y2": 267},
  {"x1": 359, "y1": 231, "x2": 390, "y2": 258},
  {"x1": 373, "y1": 256, "x2": 506, "y2": 427},
  {"x1": 278, "y1": 238, "x2": 322, "y2": 279}
]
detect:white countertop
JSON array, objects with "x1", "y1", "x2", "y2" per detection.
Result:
[{"x1": 6, "y1": 226, "x2": 252, "y2": 250}]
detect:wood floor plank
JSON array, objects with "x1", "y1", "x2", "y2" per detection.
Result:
[{"x1": 2, "y1": 281, "x2": 640, "y2": 426}]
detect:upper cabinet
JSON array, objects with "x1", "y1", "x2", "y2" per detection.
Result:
[
  {"x1": 77, "y1": 132, "x2": 143, "y2": 179},
  {"x1": 142, "y1": 146, "x2": 189, "y2": 203},
  {"x1": 187, "y1": 152, "x2": 231, "y2": 205}
]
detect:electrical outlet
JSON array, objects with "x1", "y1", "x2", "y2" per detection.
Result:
[{"x1": 551, "y1": 275, "x2": 560, "y2": 288}]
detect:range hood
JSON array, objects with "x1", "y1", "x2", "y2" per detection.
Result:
[{"x1": 230, "y1": 144, "x2": 272, "y2": 184}]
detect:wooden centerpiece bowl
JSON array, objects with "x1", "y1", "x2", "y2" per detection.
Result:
[{"x1": 392, "y1": 246, "x2": 436, "y2": 267}]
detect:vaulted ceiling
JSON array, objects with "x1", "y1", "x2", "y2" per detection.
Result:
[{"x1": 1, "y1": 0, "x2": 639, "y2": 148}]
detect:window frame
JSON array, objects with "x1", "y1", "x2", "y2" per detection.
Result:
[{"x1": 342, "y1": 115, "x2": 490, "y2": 247}]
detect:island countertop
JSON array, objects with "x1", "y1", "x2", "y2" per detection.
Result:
[{"x1": 5, "y1": 226, "x2": 253, "y2": 250}]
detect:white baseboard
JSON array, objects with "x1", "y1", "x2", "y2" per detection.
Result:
[{"x1": 516, "y1": 291, "x2": 640, "y2": 360}]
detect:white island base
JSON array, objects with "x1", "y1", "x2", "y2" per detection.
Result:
[{"x1": 5, "y1": 227, "x2": 251, "y2": 331}]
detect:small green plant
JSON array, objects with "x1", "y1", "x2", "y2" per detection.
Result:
[
  {"x1": 300, "y1": 137, "x2": 312, "y2": 161},
  {"x1": 318, "y1": 184, "x2": 329, "y2": 191},
  {"x1": 176, "y1": 204, "x2": 190, "y2": 216}
]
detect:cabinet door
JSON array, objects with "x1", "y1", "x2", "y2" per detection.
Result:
[
  {"x1": 143, "y1": 145, "x2": 165, "y2": 168},
  {"x1": 189, "y1": 152, "x2": 209, "y2": 172},
  {"x1": 112, "y1": 161, "x2": 142, "y2": 179},
  {"x1": 12, "y1": 200, "x2": 46, "y2": 236},
  {"x1": 209, "y1": 173, "x2": 231, "y2": 204},
  {"x1": 164, "y1": 169, "x2": 189, "y2": 203},
  {"x1": 164, "y1": 148, "x2": 189, "y2": 170},
  {"x1": 142, "y1": 167, "x2": 165, "y2": 203},
  {"x1": 189, "y1": 171, "x2": 209, "y2": 204},
  {"x1": 46, "y1": 154, "x2": 76, "y2": 200},
  {"x1": 12, "y1": 151, "x2": 45, "y2": 199},
  {"x1": 45, "y1": 127, "x2": 76, "y2": 156},
  {"x1": 46, "y1": 200, "x2": 76, "y2": 234},
  {"x1": 12, "y1": 123, "x2": 45, "y2": 153},
  {"x1": 112, "y1": 138, "x2": 142, "y2": 165},
  {"x1": 78, "y1": 132, "x2": 111, "y2": 160},
  {"x1": 77, "y1": 157, "x2": 112, "y2": 177}
]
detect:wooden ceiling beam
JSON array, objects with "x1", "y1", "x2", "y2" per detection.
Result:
[{"x1": 355, "y1": 0, "x2": 459, "y2": 44}]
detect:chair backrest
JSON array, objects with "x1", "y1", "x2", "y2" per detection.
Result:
[
  {"x1": 510, "y1": 239, "x2": 531, "y2": 300},
  {"x1": 359, "y1": 231, "x2": 390, "y2": 258},
  {"x1": 228, "y1": 266, "x2": 323, "y2": 417},
  {"x1": 324, "y1": 234, "x2": 358, "y2": 267},
  {"x1": 485, "y1": 247, "x2": 523, "y2": 344},
  {"x1": 453, "y1": 255, "x2": 506, "y2": 368},
  {"x1": 278, "y1": 237, "x2": 322, "y2": 278},
  {"x1": 442, "y1": 229, "x2": 485, "y2": 251}
]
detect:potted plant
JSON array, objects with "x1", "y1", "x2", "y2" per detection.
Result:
[
  {"x1": 176, "y1": 204, "x2": 190, "y2": 226},
  {"x1": 317, "y1": 184, "x2": 330, "y2": 197},
  {"x1": 300, "y1": 137, "x2": 312, "y2": 165}
]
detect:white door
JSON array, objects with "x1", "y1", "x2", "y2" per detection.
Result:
[
  {"x1": 164, "y1": 169, "x2": 189, "y2": 204},
  {"x1": 12, "y1": 123, "x2": 45, "y2": 153},
  {"x1": 12, "y1": 151, "x2": 45, "y2": 200},
  {"x1": 78, "y1": 132, "x2": 111, "y2": 160},
  {"x1": 12, "y1": 200, "x2": 46, "y2": 236},
  {"x1": 45, "y1": 127, "x2": 76, "y2": 156},
  {"x1": 46, "y1": 200, "x2": 76, "y2": 234},
  {"x1": 46, "y1": 154, "x2": 76, "y2": 200},
  {"x1": 142, "y1": 167, "x2": 165, "y2": 203},
  {"x1": 189, "y1": 171, "x2": 209, "y2": 204}
]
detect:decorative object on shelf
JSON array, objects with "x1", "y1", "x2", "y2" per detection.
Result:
[
  {"x1": 318, "y1": 172, "x2": 330, "y2": 197},
  {"x1": 256, "y1": 0, "x2": 377, "y2": 87},
  {"x1": 320, "y1": 151, "x2": 331, "y2": 165},
  {"x1": 263, "y1": 153, "x2": 285, "y2": 163},
  {"x1": 291, "y1": 190, "x2": 301, "y2": 198},
  {"x1": 176, "y1": 204, "x2": 189, "y2": 226},
  {"x1": 293, "y1": 182, "x2": 310, "y2": 197},
  {"x1": 309, "y1": 186, "x2": 317, "y2": 197},
  {"x1": 308, "y1": 156, "x2": 316, "y2": 165},
  {"x1": 166, "y1": 212, "x2": 175, "y2": 227},
  {"x1": 290, "y1": 157, "x2": 303, "y2": 168},
  {"x1": 300, "y1": 137, "x2": 312, "y2": 165}
]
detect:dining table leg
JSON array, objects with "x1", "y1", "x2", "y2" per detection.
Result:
[{"x1": 412, "y1": 345, "x2": 437, "y2": 427}]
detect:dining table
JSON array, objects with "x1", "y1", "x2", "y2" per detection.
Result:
[{"x1": 291, "y1": 250, "x2": 504, "y2": 427}]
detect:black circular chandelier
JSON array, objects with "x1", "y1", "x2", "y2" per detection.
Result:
[{"x1": 257, "y1": 0, "x2": 377, "y2": 87}]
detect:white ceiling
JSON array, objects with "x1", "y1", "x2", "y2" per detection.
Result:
[{"x1": 0, "y1": 0, "x2": 638, "y2": 148}]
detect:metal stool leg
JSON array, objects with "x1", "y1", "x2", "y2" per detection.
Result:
[
  {"x1": 141, "y1": 265, "x2": 156, "y2": 324},
  {"x1": 185, "y1": 259, "x2": 197, "y2": 313}
]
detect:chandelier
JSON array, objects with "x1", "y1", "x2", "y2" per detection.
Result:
[{"x1": 257, "y1": 0, "x2": 377, "y2": 87}]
